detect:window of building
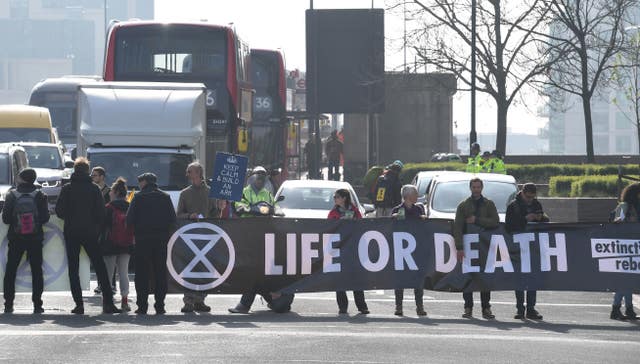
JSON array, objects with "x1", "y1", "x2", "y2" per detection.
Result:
[
  {"x1": 10, "y1": 0, "x2": 29, "y2": 18},
  {"x1": 594, "y1": 134, "x2": 609, "y2": 154},
  {"x1": 615, "y1": 135, "x2": 632, "y2": 154},
  {"x1": 615, "y1": 111, "x2": 634, "y2": 130},
  {"x1": 592, "y1": 110, "x2": 609, "y2": 133}
]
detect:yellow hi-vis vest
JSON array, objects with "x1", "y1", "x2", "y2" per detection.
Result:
[{"x1": 466, "y1": 155, "x2": 483, "y2": 173}]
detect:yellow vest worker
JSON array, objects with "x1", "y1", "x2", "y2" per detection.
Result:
[{"x1": 466, "y1": 143, "x2": 483, "y2": 173}]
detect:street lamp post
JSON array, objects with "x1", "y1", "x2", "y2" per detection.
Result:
[{"x1": 470, "y1": 0, "x2": 477, "y2": 150}]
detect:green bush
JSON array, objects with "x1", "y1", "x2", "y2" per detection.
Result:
[
  {"x1": 569, "y1": 175, "x2": 635, "y2": 197},
  {"x1": 548, "y1": 176, "x2": 583, "y2": 197}
]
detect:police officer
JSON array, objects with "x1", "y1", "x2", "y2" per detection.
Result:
[
  {"x1": 466, "y1": 143, "x2": 483, "y2": 173},
  {"x1": 2, "y1": 168, "x2": 49, "y2": 314},
  {"x1": 229, "y1": 166, "x2": 283, "y2": 313},
  {"x1": 485, "y1": 150, "x2": 507, "y2": 174}
]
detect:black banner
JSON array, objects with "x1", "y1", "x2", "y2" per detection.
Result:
[{"x1": 166, "y1": 219, "x2": 639, "y2": 294}]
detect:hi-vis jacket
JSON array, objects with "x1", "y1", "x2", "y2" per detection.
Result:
[{"x1": 235, "y1": 184, "x2": 275, "y2": 217}]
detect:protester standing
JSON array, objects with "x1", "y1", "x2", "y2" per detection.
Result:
[
  {"x1": 328, "y1": 188, "x2": 370, "y2": 315},
  {"x1": 610, "y1": 182, "x2": 640, "y2": 320},
  {"x1": 325, "y1": 130, "x2": 343, "y2": 181},
  {"x1": 91, "y1": 166, "x2": 111, "y2": 203},
  {"x1": 55, "y1": 157, "x2": 121, "y2": 314},
  {"x1": 126, "y1": 172, "x2": 176, "y2": 315},
  {"x1": 2, "y1": 168, "x2": 50, "y2": 314},
  {"x1": 453, "y1": 177, "x2": 499, "y2": 319},
  {"x1": 176, "y1": 162, "x2": 219, "y2": 313},
  {"x1": 391, "y1": 185, "x2": 427, "y2": 317},
  {"x1": 505, "y1": 183, "x2": 547, "y2": 320},
  {"x1": 101, "y1": 178, "x2": 134, "y2": 312},
  {"x1": 373, "y1": 160, "x2": 403, "y2": 217}
]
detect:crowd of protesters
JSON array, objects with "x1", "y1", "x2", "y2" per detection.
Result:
[{"x1": 1, "y1": 153, "x2": 637, "y2": 321}]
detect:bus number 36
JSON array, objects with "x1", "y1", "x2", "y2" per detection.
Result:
[{"x1": 255, "y1": 96, "x2": 272, "y2": 110}]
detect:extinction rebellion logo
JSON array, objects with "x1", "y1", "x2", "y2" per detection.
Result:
[
  {"x1": 167, "y1": 222, "x2": 236, "y2": 291},
  {"x1": 590, "y1": 238, "x2": 640, "y2": 274}
]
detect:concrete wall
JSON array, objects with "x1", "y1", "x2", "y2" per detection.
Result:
[
  {"x1": 539, "y1": 197, "x2": 617, "y2": 223},
  {"x1": 505, "y1": 155, "x2": 640, "y2": 165},
  {"x1": 343, "y1": 72, "x2": 456, "y2": 183}
]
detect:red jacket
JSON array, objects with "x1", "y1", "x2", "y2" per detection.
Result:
[{"x1": 327, "y1": 204, "x2": 362, "y2": 220}]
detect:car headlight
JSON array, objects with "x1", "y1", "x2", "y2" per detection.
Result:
[{"x1": 40, "y1": 180, "x2": 61, "y2": 188}]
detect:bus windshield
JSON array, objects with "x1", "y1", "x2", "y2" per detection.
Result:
[
  {"x1": 87, "y1": 151, "x2": 193, "y2": 190},
  {"x1": 114, "y1": 25, "x2": 227, "y2": 80},
  {"x1": 31, "y1": 92, "x2": 76, "y2": 145},
  {"x1": 0, "y1": 128, "x2": 51, "y2": 143}
]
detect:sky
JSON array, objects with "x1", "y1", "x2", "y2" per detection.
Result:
[{"x1": 154, "y1": 0, "x2": 547, "y2": 136}]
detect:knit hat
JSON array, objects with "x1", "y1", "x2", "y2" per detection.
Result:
[{"x1": 18, "y1": 168, "x2": 37, "y2": 184}]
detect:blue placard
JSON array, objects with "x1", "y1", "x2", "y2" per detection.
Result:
[{"x1": 209, "y1": 152, "x2": 249, "y2": 201}]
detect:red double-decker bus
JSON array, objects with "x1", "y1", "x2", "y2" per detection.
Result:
[
  {"x1": 103, "y1": 21, "x2": 252, "y2": 176},
  {"x1": 249, "y1": 49, "x2": 291, "y2": 182}
]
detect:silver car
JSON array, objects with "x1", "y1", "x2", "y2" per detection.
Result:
[
  {"x1": 426, "y1": 172, "x2": 518, "y2": 222},
  {"x1": 275, "y1": 180, "x2": 373, "y2": 219}
]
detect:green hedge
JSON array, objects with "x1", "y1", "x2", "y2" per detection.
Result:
[
  {"x1": 395, "y1": 162, "x2": 640, "y2": 185},
  {"x1": 548, "y1": 176, "x2": 583, "y2": 197},
  {"x1": 569, "y1": 175, "x2": 635, "y2": 198}
]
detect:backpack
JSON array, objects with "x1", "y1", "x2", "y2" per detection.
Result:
[
  {"x1": 373, "y1": 173, "x2": 395, "y2": 208},
  {"x1": 11, "y1": 190, "x2": 40, "y2": 235},
  {"x1": 106, "y1": 204, "x2": 134, "y2": 247}
]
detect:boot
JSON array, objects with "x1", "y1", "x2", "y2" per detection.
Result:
[
  {"x1": 416, "y1": 304, "x2": 427, "y2": 317},
  {"x1": 121, "y1": 297, "x2": 131, "y2": 312},
  {"x1": 625, "y1": 307, "x2": 638, "y2": 320},
  {"x1": 228, "y1": 303, "x2": 250, "y2": 314},
  {"x1": 482, "y1": 308, "x2": 495, "y2": 319},
  {"x1": 462, "y1": 307, "x2": 472, "y2": 318},
  {"x1": 394, "y1": 305, "x2": 403, "y2": 316},
  {"x1": 71, "y1": 304, "x2": 84, "y2": 315},
  {"x1": 610, "y1": 305, "x2": 627, "y2": 320},
  {"x1": 103, "y1": 303, "x2": 122, "y2": 314}
]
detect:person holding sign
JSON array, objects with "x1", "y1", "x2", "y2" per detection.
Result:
[
  {"x1": 453, "y1": 177, "x2": 499, "y2": 320},
  {"x1": 391, "y1": 184, "x2": 427, "y2": 317},
  {"x1": 328, "y1": 188, "x2": 370, "y2": 315},
  {"x1": 176, "y1": 162, "x2": 220, "y2": 314}
]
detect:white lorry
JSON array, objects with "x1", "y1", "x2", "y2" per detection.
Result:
[{"x1": 77, "y1": 82, "x2": 206, "y2": 207}]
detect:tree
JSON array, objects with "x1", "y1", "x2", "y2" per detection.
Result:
[
  {"x1": 540, "y1": 0, "x2": 637, "y2": 162},
  {"x1": 404, "y1": 0, "x2": 553, "y2": 155},
  {"x1": 611, "y1": 29, "x2": 640, "y2": 155}
]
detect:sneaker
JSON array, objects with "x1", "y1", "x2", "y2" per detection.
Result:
[
  {"x1": 181, "y1": 304, "x2": 195, "y2": 313},
  {"x1": 228, "y1": 303, "x2": 250, "y2": 314},
  {"x1": 121, "y1": 302, "x2": 131, "y2": 312},
  {"x1": 526, "y1": 309, "x2": 543, "y2": 320},
  {"x1": 71, "y1": 305, "x2": 84, "y2": 315},
  {"x1": 394, "y1": 305, "x2": 403, "y2": 316},
  {"x1": 4, "y1": 305, "x2": 13, "y2": 314},
  {"x1": 94, "y1": 286, "x2": 102, "y2": 295},
  {"x1": 193, "y1": 302, "x2": 211, "y2": 312},
  {"x1": 482, "y1": 308, "x2": 495, "y2": 319},
  {"x1": 462, "y1": 307, "x2": 472, "y2": 318},
  {"x1": 416, "y1": 305, "x2": 427, "y2": 317},
  {"x1": 514, "y1": 310, "x2": 525, "y2": 319},
  {"x1": 625, "y1": 308, "x2": 638, "y2": 320},
  {"x1": 103, "y1": 304, "x2": 122, "y2": 314},
  {"x1": 33, "y1": 306, "x2": 44, "y2": 314}
]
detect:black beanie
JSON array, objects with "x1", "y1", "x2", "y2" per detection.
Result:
[{"x1": 19, "y1": 168, "x2": 37, "y2": 184}]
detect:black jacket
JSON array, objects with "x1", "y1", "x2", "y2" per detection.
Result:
[
  {"x1": 55, "y1": 172, "x2": 105, "y2": 237},
  {"x1": 505, "y1": 192, "x2": 549, "y2": 233},
  {"x1": 126, "y1": 183, "x2": 176, "y2": 240},
  {"x1": 2, "y1": 183, "x2": 50, "y2": 241}
]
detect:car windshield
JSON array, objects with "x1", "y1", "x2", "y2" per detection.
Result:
[
  {"x1": 22, "y1": 145, "x2": 63, "y2": 169},
  {"x1": 88, "y1": 151, "x2": 193, "y2": 190},
  {"x1": 0, "y1": 128, "x2": 51, "y2": 143},
  {"x1": 278, "y1": 186, "x2": 356, "y2": 210},
  {"x1": 431, "y1": 180, "x2": 517, "y2": 213},
  {"x1": 0, "y1": 154, "x2": 9, "y2": 185}
]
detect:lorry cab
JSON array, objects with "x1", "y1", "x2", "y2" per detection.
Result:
[
  {"x1": 0, "y1": 105, "x2": 57, "y2": 144},
  {"x1": 0, "y1": 143, "x2": 30, "y2": 209}
]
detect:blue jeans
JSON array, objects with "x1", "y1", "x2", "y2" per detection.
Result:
[{"x1": 613, "y1": 291, "x2": 633, "y2": 307}]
